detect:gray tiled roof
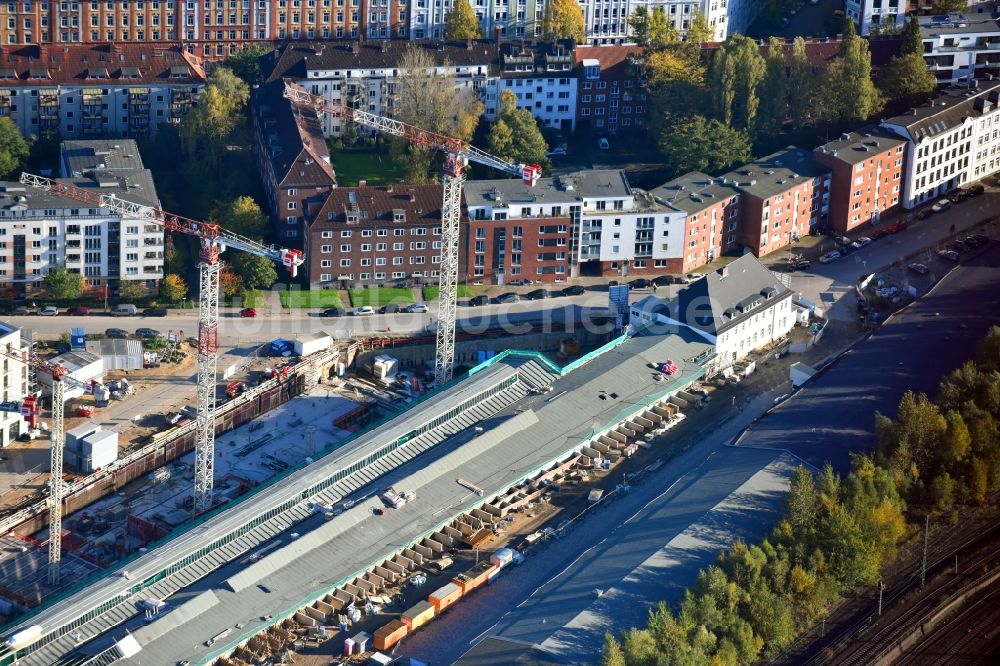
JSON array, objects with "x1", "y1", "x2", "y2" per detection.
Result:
[
  {"x1": 464, "y1": 170, "x2": 631, "y2": 208},
  {"x1": 721, "y1": 146, "x2": 828, "y2": 201},
  {"x1": 674, "y1": 254, "x2": 792, "y2": 336},
  {"x1": 649, "y1": 171, "x2": 741, "y2": 215},
  {"x1": 815, "y1": 125, "x2": 908, "y2": 165},
  {"x1": 882, "y1": 80, "x2": 1000, "y2": 144}
]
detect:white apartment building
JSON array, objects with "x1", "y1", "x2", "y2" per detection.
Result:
[
  {"x1": 0, "y1": 43, "x2": 204, "y2": 140},
  {"x1": 487, "y1": 41, "x2": 578, "y2": 131},
  {"x1": 0, "y1": 322, "x2": 28, "y2": 449},
  {"x1": 881, "y1": 81, "x2": 1000, "y2": 208},
  {"x1": 920, "y1": 12, "x2": 1000, "y2": 86},
  {"x1": 629, "y1": 254, "x2": 794, "y2": 377},
  {"x1": 845, "y1": 0, "x2": 907, "y2": 36},
  {"x1": 265, "y1": 41, "x2": 495, "y2": 138}
]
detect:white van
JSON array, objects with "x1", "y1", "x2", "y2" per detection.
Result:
[{"x1": 112, "y1": 304, "x2": 138, "y2": 316}]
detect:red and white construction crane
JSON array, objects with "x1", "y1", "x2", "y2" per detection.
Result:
[
  {"x1": 282, "y1": 83, "x2": 541, "y2": 384},
  {"x1": 19, "y1": 174, "x2": 305, "y2": 523},
  {"x1": 0, "y1": 343, "x2": 95, "y2": 586}
]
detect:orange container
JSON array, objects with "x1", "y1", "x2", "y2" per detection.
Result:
[
  {"x1": 401, "y1": 600, "x2": 436, "y2": 631},
  {"x1": 428, "y1": 582, "x2": 463, "y2": 612},
  {"x1": 373, "y1": 619, "x2": 408, "y2": 651}
]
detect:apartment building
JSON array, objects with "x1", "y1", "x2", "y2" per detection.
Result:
[
  {"x1": 845, "y1": 0, "x2": 906, "y2": 36},
  {"x1": 574, "y1": 44, "x2": 645, "y2": 136},
  {"x1": 814, "y1": 126, "x2": 907, "y2": 234},
  {"x1": 0, "y1": 42, "x2": 203, "y2": 139},
  {"x1": 487, "y1": 40, "x2": 576, "y2": 131},
  {"x1": 920, "y1": 12, "x2": 1000, "y2": 86},
  {"x1": 649, "y1": 171, "x2": 741, "y2": 273},
  {"x1": 305, "y1": 183, "x2": 442, "y2": 287},
  {"x1": 264, "y1": 40, "x2": 494, "y2": 138},
  {"x1": 723, "y1": 146, "x2": 830, "y2": 257},
  {"x1": 251, "y1": 80, "x2": 336, "y2": 245},
  {"x1": 881, "y1": 80, "x2": 1000, "y2": 208},
  {"x1": 0, "y1": 140, "x2": 164, "y2": 299},
  {"x1": 0, "y1": 322, "x2": 27, "y2": 448}
]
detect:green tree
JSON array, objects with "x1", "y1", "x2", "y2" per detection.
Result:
[
  {"x1": 222, "y1": 44, "x2": 271, "y2": 85},
  {"x1": 901, "y1": 17, "x2": 923, "y2": 57},
  {"x1": 757, "y1": 36, "x2": 790, "y2": 137},
  {"x1": 600, "y1": 632, "x2": 626, "y2": 666},
  {"x1": 217, "y1": 195, "x2": 269, "y2": 239},
  {"x1": 709, "y1": 34, "x2": 766, "y2": 131},
  {"x1": 487, "y1": 90, "x2": 550, "y2": 172},
  {"x1": 821, "y1": 19, "x2": 883, "y2": 125},
  {"x1": 542, "y1": 0, "x2": 586, "y2": 41},
  {"x1": 118, "y1": 279, "x2": 148, "y2": 302},
  {"x1": 42, "y1": 266, "x2": 83, "y2": 300},
  {"x1": 657, "y1": 115, "x2": 751, "y2": 176},
  {"x1": 159, "y1": 274, "x2": 188, "y2": 303},
  {"x1": 444, "y1": 0, "x2": 481, "y2": 39},
  {"x1": 229, "y1": 252, "x2": 278, "y2": 289},
  {"x1": 788, "y1": 37, "x2": 817, "y2": 129},
  {"x1": 685, "y1": 8, "x2": 713, "y2": 43},
  {"x1": 0, "y1": 116, "x2": 30, "y2": 178},
  {"x1": 179, "y1": 67, "x2": 249, "y2": 163},
  {"x1": 877, "y1": 53, "x2": 936, "y2": 108}
]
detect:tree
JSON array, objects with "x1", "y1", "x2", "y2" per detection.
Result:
[
  {"x1": 179, "y1": 67, "x2": 249, "y2": 163},
  {"x1": 444, "y1": 0, "x2": 481, "y2": 39},
  {"x1": 118, "y1": 279, "x2": 148, "y2": 302},
  {"x1": 709, "y1": 34, "x2": 766, "y2": 131},
  {"x1": 0, "y1": 117, "x2": 30, "y2": 178},
  {"x1": 487, "y1": 90, "x2": 550, "y2": 172},
  {"x1": 901, "y1": 17, "x2": 923, "y2": 57},
  {"x1": 217, "y1": 196, "x2": 269, "y2": 239},
  {"x1": 542, "y1": 0, "x2": 586, "y2": 41},
  {"x1": 42, "y1": 266, "x2": 83, "y2": 300},
  {"x1": 821, "y1": 19, "x2": 883, "y2": 125},
  {"x1": 877, "y1": 53, "x2": 936, "y2": 108},
  {"x1": 229, "y1": 252, "x2": 278, "y2": 290},
  {"x1": 222, "y1": 44, "x2": 271, "y2": 85},
  {"x1": 685, "y1": 8, "x2": 713, "y2": 44},
  {"x1": 600, "y1": 633, "x2": 626, "y2": 666},
  {"x1": 391, "y1": 46, "x2": 484, "y2": 183},
  {"x1": 657, "y1": 115, "x2": 752, "y2": 176},
  {"x1": 788, "y1": 37, "x2": 817, "y2": 129},
  {"x1": 757, "y1": 36, "x2": 790, "y2": 137},
  {"x1": 159, "y1": 274, "x2": 188, "y2": 303}
]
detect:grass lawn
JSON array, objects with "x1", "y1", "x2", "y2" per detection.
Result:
[
  {"x1": 348, "y1": 287, "x2": 414, "y2": 307},
  {"x1": 279, "y1": 289, "x2": 343, "y2": 308},
  {"x1": 421, "y1": 285, "x2": 481, "y2": 301},
  {"x1": 329, "y1": 147, "x2": 406, "y2": 187}
]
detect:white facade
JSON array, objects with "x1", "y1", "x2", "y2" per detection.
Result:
[
  {"x1": 0, "y1": 323, "x2": 27, "y2": 449},
  {"x1": 920, "y1": 13, "x2": 1000, "y2": 87},
  {"x1": 882, "y1": 83, "x2": 1000, "y2": 208},
  {"x1": 845, "y1": 0, "x2": 907, "y2": 36}
]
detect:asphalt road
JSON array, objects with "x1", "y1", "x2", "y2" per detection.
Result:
[{"x1": 737, "y1": 239, "x2": 1000, "y2": 471}]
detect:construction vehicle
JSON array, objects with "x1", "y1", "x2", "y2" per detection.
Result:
[
  {"x1": 284, "y1": 83, "x2": 541, "y2": 385},
  {"x1": 20, "y1": 173, "x2": 305, "y2": 522}
]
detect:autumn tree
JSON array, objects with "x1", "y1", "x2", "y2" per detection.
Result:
[
  {"x1": 487, "y1": 90, "x2": 550, "y2": 172},
  {"x1": 391, "y1": 46, "x2": 484, "y2": 183},
  {"x1": 0, "y1": 117, "x2": 29, "y2": 178},
  {"x1": 42, "y1": 266, "x2": 83, "y2": 300},
  {"x1": 542, "y1": 0, "x2": 586, "y2": 42},
  {"x1": 159, "y1": 274, "x2": 188, "y2": 303},
  {"x1": 444, "y1": 0, "x2": 481, "y2": 39},
  {"x1": 657, "y1": 115, "x2": 751, "y2": 176}
]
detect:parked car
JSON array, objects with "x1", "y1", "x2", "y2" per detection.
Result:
[
  {"x1": 931, "y1": 199, "x2": 952, "y2": 213},
  {"x1": 352, "y1": 306, "x2": 375, "y2": 316},
  {"x1": 908, "y1": 263, "x2": 929, "y2": 275},
  {"x1": 496, "y1": 292, "x2": 519, "y2": 304},
  {"x1": 948, "y1": 240, "x2": 970, "y2": 253},
  {"x1": 627, "y1": 278, "x2": 650, "y2": 289},
  {"x1": 319, "y1": 307, "x2": 344, "y2": 317},
  {"x1": 379, "y1": 303, "x2": 400, "y2": 314},
  {"x1": 239, "y1": 307, "x2": 257, "y2": 318},
  {"x1": 525, "y1": 289, "x2": 553, "y2": 300},
  {"x1": 467, "y1": 295, "x2": 489, "y2": 306},
  {"x1": 142, "y1": 307, "x2": 168, "y2": 317},
  {"x1": 937, "y1": 249, "x2": 960, "y2": 262},
  {"x1": 850, "y1": 236, "x2": 872, "y2": 250},
  {"x1": 560, "y1": 285, "x2": 585, "y2": 296},
  {"x1": 405, "y1": 303, "x2": 429, "y2": 313},
  {"x1": 597, "y1": 137, "x2": 610, "y2": 150},
  {"x1": 135, "y1": 328, "x2": 161, "y2": 339},
  {"x1": 66, "y1": 306, "x2": 90, "y2": 316},
  {"x1": 105, "y1": 328, "x2": 128, "y2": 338},
  {"x1": 819, "y1": 250, "x2": 842, "y2": 264},
  {"x1": 37, "y1": 306, "x2": 59, "y2": 316}
]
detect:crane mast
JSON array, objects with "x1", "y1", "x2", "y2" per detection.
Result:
[
  {"x1": 283, "y1": 83, "x2": 541, "y2": 383},
  {"x1": 19, "y1": 174, "x2": 304, "y2": 521}
]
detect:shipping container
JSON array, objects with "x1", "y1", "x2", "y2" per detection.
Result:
[
  {"x1": 401, "y1": 600, "x2": 435, "y2": 632},
  {"x1": 428, "y1": 582, "x2": 463, "y2": 612},
  {"x1": 373, "y1": 620, "x2": 408, "y2": 651}
]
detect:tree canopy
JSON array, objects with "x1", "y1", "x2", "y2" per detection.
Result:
[
  {"x1": 444, "y1": 0, "x2": 482, "y2": 39},
  {"x1": 0, "y1": 117, "x2": 30, "y2": 178},
  {"x1": 42, "y1": 266, "x2": 83, "y2": 300},
  {"x1": 542, "y1": 0, "x2": 586, "y2": 42}
]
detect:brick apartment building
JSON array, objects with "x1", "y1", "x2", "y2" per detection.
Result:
[
  {"x1": 251, "y1": 80, "x2": 336, "y2": 246},
  {"x1": 305, "y1": 184, "x2": 443, "y2": 288},
  {"x1": 815, "y1": 125, "x2": 906, "y2": 234},
  {"x1": 574, "y1": 44, "x2": 645, "y2": 137}
]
